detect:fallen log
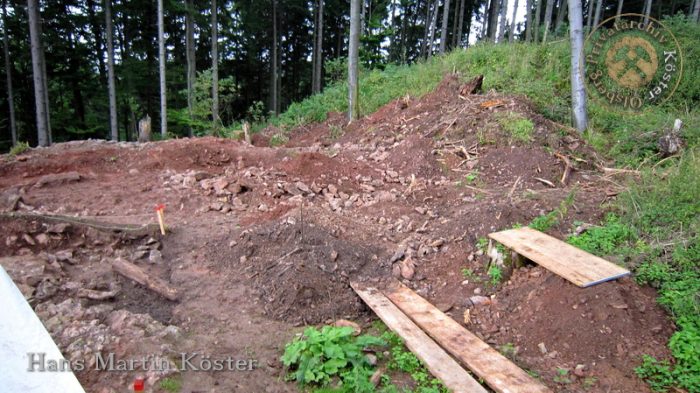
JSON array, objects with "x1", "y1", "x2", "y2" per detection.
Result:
[
  {"x1": 0, "y1": 211, "x2": 159, "y2": 237},
  {"x1": 112, "y1": 258, "x2": 178, "y2": 301},
  {"x1": 77, "y1": 288, "x2": 119, "y2": 300}
]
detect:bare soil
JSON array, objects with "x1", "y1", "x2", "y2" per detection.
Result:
[{"x1": 0, "y1": 74, "x2": 674, "y2": 393}]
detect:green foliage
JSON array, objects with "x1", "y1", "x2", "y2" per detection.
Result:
[
  {"x1": 381, "y1": 331, "x2": 449, "y2": 393},
  {"x1": 529, "y1": 190, "x2": 576, "y2": 232},
  {"x1": 487, "y1": 265, "x2": 503, "y2": 286},
  {"x1": 461, "y1": 268, "x2": 478, "y2": 280},
  {"x1": 476, "y1": 237, "x2": 489, "y2": 252},
  {"x1": 8, "y1": 141, "x2": 30, "y2": 157},
  {"x1": 281, "y1": 326, "x2": 385, "y2": 389},
  {"x1": 635, "y1": 355, "x2": 676, "y2": 392},
  {"x1": 567, "y1": 214, "x2": 637, "y2": 255},
  {"x1": 159, "y1": 377, "x2": 181, "y2": 393},
  {"x1": 553, "y1": 368, "x2": 572, "y2": 384},
  {"x1": 496, "y1": 112, "x2": 534, "y2": 143},
  {"x1": 270, "y1": 133, "x2": 289, "y2": 147}
]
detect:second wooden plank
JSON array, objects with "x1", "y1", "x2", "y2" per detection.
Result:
[
  {"x1": 385, "y1": 281, "x2": 552, "y2": 393},
  {"x1": 350, "y1": 282, "x2": 487, "y2": 393}
]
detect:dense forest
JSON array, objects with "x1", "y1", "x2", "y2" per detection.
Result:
[{"x1": 1, "y1": 0, "x2": 698, "y2": 149}]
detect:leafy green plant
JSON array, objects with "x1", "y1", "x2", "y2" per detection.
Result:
[
  {"x1": 487, "y1": 265, "x2": 503, "y2": 286},
  {"x1": 476, "y1": 237, "x2": 489, "y2": 252},
  {"x1": 635, "y1": 355, "x2": 675, "y2": 392},
  {"x1": 159, "y1": 377, "x2": 181, "y2": 393},
  {"x1": 567, "y1": 214, "x2": 636, "y2": 255},
  {"x1": 498, "y1": 343, "x2": 518, "y2": 360},
  {"x1": 529, "y1": 190, "x2": 576, "y2": 232},
  {"x1": 461, "y1": 268, "x2": 479, "y2": 281},
  {"x1": 553, "y1": 368, "x2": 572, "y2": 384},
  {"x1": 281, "y1": 326, "x2": 385, "y2": 389},
  {"x1": 9, "y1": 141, "x2": 30, "y2": 157},
  {"x1": 381, "y1": 331, "x2": 449, "y2": 393}
]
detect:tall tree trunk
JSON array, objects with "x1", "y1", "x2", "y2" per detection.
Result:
[
  {"x1": 498, "y1": 0, "x2": 507, "y2": 42},
  {"x1": 86, "y1": 0, "x2": 106, "y2": 86},
  {"x1": 456, "y1": 0, "x2": 465, "y2": 47},
  {"x1": 615, "y1": 0, "x2": 623, "y2": 17},
  {"x1": 555, "y1": 0, "x2": 568, "y2": 31},
  {"x1": 2, "y1": 0, "x2": 16, "y2": 145},
  {"x1": 271, "y1": 0, "x2": 279, "y2": 115},
  {"x1": 439, "y1": 0, "x2": 451, "y2": 53},
  {"x1": 311, "y1": 0, "x2": 318, "y2": 92},
  {"x1": 427, "y1": 0, "x2": 439, "y2": 56},
  {"x1": 348, "y1": 0, "x2": 360, "y2": 121},
  {"x1": 585, "y1": 0, "x2": 594, "y2": 31},
  {"x1": 360, "y1": 0, "x2": 366, "y2": 35},
  {"x1": 211, "y1": 0, "x2": 219, "y2": 126},
  {"x1": 27, "y1": 0, "x2": 48, "y2": 146},
  {"x1": 567, "y1": 0, "x2": 587, "y2": 132},
  {"x1": 525, "y1": 0, "x2": 533, "y2": 41},
  {"x1": 642, "y1": 0, "x2": 652, "y2": 26},
  {"x1": 105, "y1": 0, "x2": 118, "y2": 141},
  {"x1": 451, "y1": 0, "x2": 459, "y2": 47},
  {"x1": 185, "y1": 0, "x2": 195, "y2": 137},
  {"x1": 313, "y1": 0, "x2": 324, "y2": 93},
  {"x1": 158, "y1": 0, "x2": 167, "y2": 137},
  {"x1": 510, "y1": 0, "x2": 520, "y2": 42},
  {"x1": 421, "y1": 0, "x2": 431, "y2": 58},
  {"x1": 592, "y1": 0, "x2": 603, "y2": 29},
  {"x1": 534, "y1": 0, "x2": 542, "y2": 42},
  {"x1": 488, "y1": 0, "x2": 500, "y2": 40},
  {"x1": 693, "y1": 0, "x2": 700, "y2": 22},
  {"x1": 542, "y1": 0, "x2": 554, "y2": 42}
]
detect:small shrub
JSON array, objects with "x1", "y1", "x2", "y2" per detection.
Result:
[
  {"x1": 497, "y1": 112, "x2": 534, "y2": 143},
  {"x1": 9, "y1": 141, "x2": 30, "y2": 156},
  {"x1": 281, "y1": 326, "x2": 385, "y2": 389},
  {"x1": 159, "y1": 377, "x2": 181, "y2": 393}
]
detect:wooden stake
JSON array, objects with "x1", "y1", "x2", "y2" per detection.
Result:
[{"x1": 155, "y1": 204, "x2": 166, "y2": 235}]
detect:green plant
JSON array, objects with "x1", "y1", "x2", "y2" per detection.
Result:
[
  {"x1": 529, "y1": 189, "x2": 576, "y2": 232},
  {"x1": 159, "y1": 377, "x2": 181, "y2": 393},
  {"x1": 330, "y1": 125, "x2": 343, "y2": 140},
  {"x1": 553, "y1": 368, "x2": 572, "y2": 384},
  {"x1": 281, "y1": 326, "x2": 385, "y2": 389},
  {"x1": 8, "y1": 141, "x2": 30, "y2": 157},
  {"x1": 635, "y1": 355, "x2": 675, "y2": 392},
  {"x1": 465, "y1": 171, "x2": 478, "y2": 184},
  {"x1": 582, "y1": 377, "x2": 598, "y2": 390},
  {"x1": 476, "y1": 238, "x2": 489, "y2": 252},
  {"x1": 487, "y1": 264, "x2": 503, "y2": 286},
  {"x1": 567, "y1": 214, "x2": 637, "y2": 255},
  {"x1": 497, "y1": 112, "x2": 534, "y2": 143},
  {"x1": 270, "y1": 133, "x2": 289, "y2": 147},
  {"x1": 498, "y1": 343, "x2": 518, "y2": 360},
  {"x1": 381, "y1": 331, "x2": 449, "y2": 393},
  {"x1": 461, "y1": 268, "x2": 479, "y2": 281}
]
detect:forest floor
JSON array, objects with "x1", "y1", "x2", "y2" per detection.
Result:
[{"x1": 0, "y1": 75, "x2": 676, "y2": 393}]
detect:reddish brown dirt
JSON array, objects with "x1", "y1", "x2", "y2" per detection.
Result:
[{"x1": 0, "y1": 74, "x2": 675, "y2": 393}]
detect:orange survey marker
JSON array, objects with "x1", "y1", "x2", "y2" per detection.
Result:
[{"x1": 154, "y1": 204, "x2": 166, "y2": 235}]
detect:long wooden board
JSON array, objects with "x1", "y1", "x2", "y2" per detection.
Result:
[
  {"x1": 384, "y1": 282, "x2": 552, "y2": 393},
  {"x1": 489, "y1": 227, "x2": 630, "y2": 287},
  {"x1": 350, "y1": 282, "x2": 487, "y2": 393}
]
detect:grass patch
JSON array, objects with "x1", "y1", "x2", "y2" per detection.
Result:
[
  {"x1": 496, "y1": 112, "x2": 534, "y2": 143},
  {"x1": 159, "y1": 377, "x2": 182, "y2": 393},
  {"x1": 8, "y1": 141, "x2": 30, "y2": 157}
]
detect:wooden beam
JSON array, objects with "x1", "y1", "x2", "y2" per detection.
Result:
[
  {"x1": 112, "y1": 258, "x2": 178, "y2": 301},
  {"x1": 350, "y1": 282, "x2": 487, "y2": 393},
  {"x1": 489, "y1": 227, "x2": 630, "y2": 287},
  {"x1": 384, "y1": 282, "x2": 552, "y2": 393}
]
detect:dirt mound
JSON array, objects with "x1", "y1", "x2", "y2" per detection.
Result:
[
  {"x1": 235, "y1": 208, "x2": 388, "y2": 325},
  {"x1": 465, "y1": 266, "x2": 674, "y2": 392}
]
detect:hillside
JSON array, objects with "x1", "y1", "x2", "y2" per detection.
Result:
[{"x1": 1, "y1": 17, "x2": 698, "y2": 393}]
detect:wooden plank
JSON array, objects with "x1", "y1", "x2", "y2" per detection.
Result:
[
  {"x1": 112, "y1": 258, "x2": 178, "y2": 301},
  {"x1": 350, "y1": 282, "x2": 487, "y2": 393},
  {"x1": 489, "y1": 227, "x2": 630, "y2": 287},
  {"x1": 385, "y1": 282, "x2": 552, "y2": 393}
]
